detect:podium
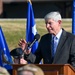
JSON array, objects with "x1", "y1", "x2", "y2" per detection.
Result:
[{"x1": 12, "y1": 64, "x2": 75, "y2": 75}]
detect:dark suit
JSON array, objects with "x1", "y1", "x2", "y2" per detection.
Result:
[{"x1": 25, "y1": 29, "x2": 75, "y2": 68}]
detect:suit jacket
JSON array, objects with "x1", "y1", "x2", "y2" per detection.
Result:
[{"x1": 25, "y1": 29, "x2": 75, "y2": 68}]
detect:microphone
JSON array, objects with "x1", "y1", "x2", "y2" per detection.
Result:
[{"x1": 27, "y1": 34, "x2": 40, "y2": 50}]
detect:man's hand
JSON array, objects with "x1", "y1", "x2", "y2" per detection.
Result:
[
  {"x1": 18, "y1": 39, "x2": 31, "y2": 54},
  {"x1": 18, "y1": 39, "x2": 27, "y2": 50}
]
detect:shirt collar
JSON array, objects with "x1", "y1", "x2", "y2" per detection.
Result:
[
  {"x1": 56, "y1": 29, "x2": 62, "y2": 39},
  {"x1": 52, "y1": 29, "x2": 62, "y2": 39}
]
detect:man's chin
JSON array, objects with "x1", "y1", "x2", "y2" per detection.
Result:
[{"x1": 49, "y1": 32, "x2": 53, "y2": 34}]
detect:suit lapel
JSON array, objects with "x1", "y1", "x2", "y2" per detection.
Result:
[
  {"x1": 53, "y1": 30, "x2": 67, "y2": 63},
  {"x1": 47, "y1": 34, "x2": 52, "y2": 56}
]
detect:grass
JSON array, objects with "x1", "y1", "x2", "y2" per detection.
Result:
[{"x1": 0, "y1": 19, "x2": 72, "y2": 51}]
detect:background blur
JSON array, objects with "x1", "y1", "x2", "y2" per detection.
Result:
[
  {"x1": 0, "y1": 19, "x2": 72, "y2": 51},
  {"x1": 0, "y1": 0, "x2": 72, "y2": 51},
  {"x1": 0, "y1": 0, "x2": 72, "y2": 18}
]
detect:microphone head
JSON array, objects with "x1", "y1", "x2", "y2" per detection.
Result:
[{"x1": 34, "y1": 34, "x2": 40, "y2": 41}]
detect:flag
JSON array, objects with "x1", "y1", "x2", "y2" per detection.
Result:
[
  {"x1": 72, "y1": 0, "x2": 75, "y2": 34},
  {"x1": 0, "y1": 26, "x2": 13, "y2": 70},
  {"x1": 26, "y1": 0, "x2": 38, "y2": 53}
]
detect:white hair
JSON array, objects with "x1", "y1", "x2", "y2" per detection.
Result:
[
  {"x1": 44, "y1": 11, "x2": 62, "y2": 22},
  {"x1": 17, "y1": 64, "x2": 44, "y2": 75}
]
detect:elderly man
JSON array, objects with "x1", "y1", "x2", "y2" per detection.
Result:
[{"x1": 18, "y1": 11, "x2": 75, "y2": 69}]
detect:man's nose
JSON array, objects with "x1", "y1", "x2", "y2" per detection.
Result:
[{"x1": 46, "y1": 24, "x2": 50, "y2": 28}]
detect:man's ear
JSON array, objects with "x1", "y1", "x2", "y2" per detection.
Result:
[{"x1": 58, "y1": 20, "x2": 62, "y2": 24}]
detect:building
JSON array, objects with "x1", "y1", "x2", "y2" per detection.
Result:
[{"x1": 1, "y1": 0, "x2": 72, "y2": 18}]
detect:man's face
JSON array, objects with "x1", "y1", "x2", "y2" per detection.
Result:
[
  {"x1": 20, "y1": 70, "x2": 34, "y2": 75},
  {"x1": 45, "y1": 19, "x2": 61, "y2": 35}
]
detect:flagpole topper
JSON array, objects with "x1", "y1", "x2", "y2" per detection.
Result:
[{"x1": 27, "y1": 0, "x2": 32, "y2": 4}]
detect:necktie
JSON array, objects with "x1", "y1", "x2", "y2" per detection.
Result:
[{"x1": 51, "y1": 36, "x2": 58, "y2": 59}]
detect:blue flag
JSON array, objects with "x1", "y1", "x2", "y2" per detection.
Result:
[
  {"x1": 0, "y1": 26, "x2": 13, "y2": 70},
  {"x1": 72, "y1": 0, "x2": 75, "y2": 34},
  {"x1": 26, "y1": 1, "x2": 38, "y2": 53}
]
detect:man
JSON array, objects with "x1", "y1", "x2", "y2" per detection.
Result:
[
  {"x1": 17, "y1": 64, "x2": 44, "y2": 75},
  {"x1": 19, "y1": 11, "x2": 75, "y2": 69}
]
